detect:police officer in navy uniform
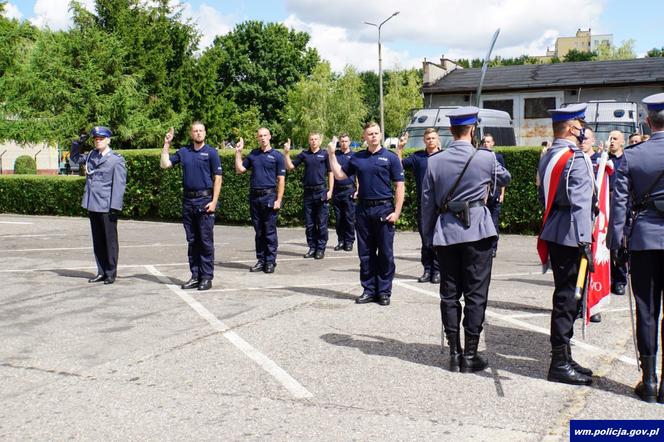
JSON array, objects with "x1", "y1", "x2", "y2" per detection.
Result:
[
  {"x1": 610, "y1": 93, "x2": 664, "y2": 403},
  {"x1": 537, "y1": 103, "x2": 595, "y2": 386},
  {"x1": 284, "y1": 132, "x2": 333, "y2": 259},
  {"x1": 331, "y1": 133, "x2": 356, "y2": 252},
  {"x1": 328, "y1": 122, "x2": 405, "y2": 306},
  {"x1": 421, "y1": 107, "x2": 511, "y2": 373},
  {"x1": 604, "y1": 130, "x2": 628, "y2": 297},
  {"x1": 396, "y1": 128, "x2": 441, "y2": 284},
  {"x1": 481, "y1": 133, "x2": 507, "y2": 258},
  {"x1": 161, "y1": 122, "x2": 222, "y2": 291},
  {"x1": 234, "y1": 128, "x2": 286, "y2": 274},
  {"x1": 70, "y1": 126, "x2": 127, "y2": 285}
]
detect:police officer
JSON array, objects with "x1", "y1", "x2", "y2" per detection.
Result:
[
  {"x1": 234, "y1": 128, "x2": 286, "y2": 274},
  {"x1": 610, "y1": 93, "x2": 664, "y2": 403},
  {"x1": 70, "y1": 126, "x2": 127, "y2": 285},
  {"x1": 421, "y1": 107, "x2": 511, "y2": 373},
  {"x1": 284, "y1": 132, "x2": 333, "y2": 259},
  {"x1": 161, "y1": 122, "x2": 222, "y2": 291},
  {"x1": 480, "y1": 133, "x2": 507, "y2": 258},
  {"x1": 331, "y1": 134, "x2": 357, "y2": 252},
  {"x1": 328, "y1": 122, "x2": 404, "y2": 306},
  {"x1": 537, "y1": 103, "x2": 595, "y2": 386},
  {"x1": 605, "y1": 130, "x2": 628, "y2": 296},
  {"x1": 396, "y1": 128, "x2": 441, "y2": 284}
]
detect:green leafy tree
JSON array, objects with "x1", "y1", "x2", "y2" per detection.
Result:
[
  {"x1": 596, "y1": 39, "x2": 637, "y2": 61},
  {"x1": 646, "y1": 47, "x2": 664, "y2": 57},
  {"x1": 327, "y1": 66, "x2": 368, "y2": 141},
  {"x1": 359, "y1": 70, "x2": 380, "y2": 123},
  {"x1": 383, "y1": 68, "x2": 422, "y2": 138},
  {"x1": 563, "y1": 49, "x2": 596, "y2": 62}
]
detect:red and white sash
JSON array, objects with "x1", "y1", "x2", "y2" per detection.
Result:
[{"x1": 537, "y1": 147, "x2": 574, "y2": 271}]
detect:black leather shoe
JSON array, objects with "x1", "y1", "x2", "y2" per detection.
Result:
[
  {"x1": 590, "y1": 313, "x2": 602, "y2": 323},
  {"x1": 431, "y1": 272, "x2": 441, "y2": 284},
  {"x1": 198, "y1": 279, "x2": 212, "y2": 291},
  {"x1": 88, "y1": 274, "x2": 105, "y2": 283},
  {"x1": 249, "y1": 262, "x2": 264, "y2": 272},
  {"x1": 314, "y1": 250, "x2": 325, "y2": 260},
  {"x1": 303, "y1": 249, "x2": 316, "y2": 258},
  {"x1": 264, "y1": 262, "x2": 276, "y2": 274},
  {"x1": 418, "y1": 271, "x2": 431, "y2": 283},
  {"x1": 181, "y1": 277, "x2": 200, "y2": 289},
  {"x1": 103, "y1": 277, "x2": 115, "y2": 285},
  {"x1": 377, "y1": 295, "x2": 390, "y2": 306},
  {"x1": 344, "y1": 243, "x2": 353, "y2": 251},
  {"x1": 334, "y1": 244, "x2": 344, "y2": 251},
  {"x1": 355, "y1": 293, "x2": 376, "y2": 304},
  {"x1": 613, "y1": 284, "x2": 626, "y2": 296}
]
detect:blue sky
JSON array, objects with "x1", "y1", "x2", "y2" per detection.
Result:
[{"x1": 4, "y1": 0, "x2": 662, "y2": 71}]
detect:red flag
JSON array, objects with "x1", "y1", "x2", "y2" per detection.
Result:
[{"x1": 586, "y1": 154, "x2": 613, "y2": 323}]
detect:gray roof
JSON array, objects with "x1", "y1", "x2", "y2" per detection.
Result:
[{"x1": 422, "y1": 58, "x2": 664, "y2": 94}]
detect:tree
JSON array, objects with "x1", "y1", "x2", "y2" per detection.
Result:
[
  {"x1": 646, "y1": 47, "x2": 664, "y2": 57},
  {"x1": 327, "y1": 66, "x2": 368, "y2": 141},
  {"x1": 359, "y1": 70, "x2": 380, "y2": 123},
  {"x1": 199, "y1": 21, "x2": 319, "y2": 137},
  {"x1": 595, "y1": 39, "x2": 637, "y2": 61},
  {"x1": 563, "y1": 49, "x2": 596, "y2": 62},
  {"x1": 383, "y1": 68, "x2": 422, "y2": 138}
]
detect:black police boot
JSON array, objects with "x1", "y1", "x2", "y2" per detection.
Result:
[
  {"x1": 590, "y1": 313, "x2": 602, "y2": 323},
  {"x1": 418, "y1": 271, "x2": 431, "y2": 283},
  {"x1": 377, "y1": 295, "x2": 390, "y2": 306},
  {"x1": 249, "y1": 262, "x2": 264, "y2": 272},
  {"x1": 460, "y1": 333, "x2": 488, "y2": 373},
  {"x1": 635, "y1": 355, "x2": 657, "y2": 403},
  {"x1": 430, "y1": 272, "x2": 441, "y2": 284},
  {"x1": 566, "y1": 343, "x2": 593, "y2": 377},
  {"x1": 355, "y1": 293, "x2": 376, "y2": 304},
  {"x1": 344, "y1": 243, "x2": 353, "y2": 252},
  {"x1": 88, "y1": 274, "x2": 105, "y2": 283},
  {"x1": 334, "y1": 243, "x2": 344, "y2": 251},
  {"x1": 547, "y1": 344, "x2": 592, "y2": 385},
  {"x1": 197, "y1": 279, "x2": 212, "y2": 291},
  {"x1": 303, "y1": 249, "x2": 316, "y2": 258},
  {"x1": 103, "y1": 277, "x2": 115, "y2": 285},
  {"x1": 613, "y1": 284, "x2": 626, "y2": 296},
  {"x1": 314, "y1": 250, "x2": 325, "y2": 260},
  {"x1": 264, "y1": 262, "x2": 276, "y2": 274},
  {"x1": 181, "y1": 277, "x2": 200, "y2": 289},
  {"x1": 446, "y1": 332, "x2": 462, "y2": 372}
]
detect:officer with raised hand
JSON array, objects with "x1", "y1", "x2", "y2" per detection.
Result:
[
  {"x1": 421, "y1": 107, "x2": 511, "y2": 373},
  {"x1": 331, "y1": 134, "x2": 357, "y2": 252},
  {"x1": 328, "y1": 122, "x2": 404, "y2": 306},
  {"x1": 536, "y1": 103, "x2": 595, "y2": 386},
  {"x1": 161, "y1": 122, "x2": 222, "y2": 291},
  {"x1": 396, "y1": 128, "x2": 441, "y2": 284},
  {"x1": 70, "y1": 126, "x2": 127, "y2": 285},
  {"x1": 284, "y1": 132, "x2": 333, "y2": 259},
  {"x1": 610, "y1": 93, "x2": 664, "y2": 403},
  {"x1": 234, "y1": 128, "x2": 286, "y2": 274}
]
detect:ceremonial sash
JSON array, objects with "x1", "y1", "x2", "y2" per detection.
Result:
[{"x1": 537, "y1": 147, "x2": 574, "y2": 271}]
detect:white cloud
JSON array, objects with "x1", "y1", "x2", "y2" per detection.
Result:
[
  {"x1": 2, "y1": 2, "x2": 23, "y2": 20},
  {"x1": 283, "y1": 14, "x2": 420, "y2": 72},
  {"x1": 30, "y1": 0, "x2": 94, "y2": 30},
  {"x1": 180, "y1": 3, "x2": 235, "y2": 50},
  {"x1": 286, "y1": 0, "x2": 604, "y2": 60}
]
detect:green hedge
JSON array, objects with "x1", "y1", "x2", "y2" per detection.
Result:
[
  {"x1": 0, "y1": 147, "x2": 543, "y2": 233},
  {"x1": 14, "y1": 155, "x2": 37, "y2": 174}
]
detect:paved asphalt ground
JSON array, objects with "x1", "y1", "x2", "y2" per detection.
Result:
[{"x1": 0, "y1": 214, "x2": 661, "y2": 441}]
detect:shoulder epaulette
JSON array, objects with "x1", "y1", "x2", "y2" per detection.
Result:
[{"x1": 625, "y1": 141, "x2": 645, "y2": 150}]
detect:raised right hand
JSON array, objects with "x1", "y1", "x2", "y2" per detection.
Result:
[
  {"x1": 235, "y1": 137, "x2": 244, "y2": 152},
  {"x1": 397, "y1": 132, "x2": 408, "y2": 150},
  {"x1": 164, "y1": 127, "x2": 174, "y2": 145},
  {"x1": 283, "y1": 138, "x2": 291, "y2": 152},
  {"x1": 327, "y1": 136, "x2": 338, "y2": 153}
]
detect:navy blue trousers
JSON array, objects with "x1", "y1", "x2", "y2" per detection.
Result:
[
  {"x1": 333, "y1": 190, "x2": 355, "y2": 246},
  {"x1": 182, "y1": 196, "x2": 215, "y2": 280},
  {"x1": 631, "y1": 250, "x2": 664, "y2": 357},
  {"x1": 89, "y1": 211, "x2": 119, "y2": 279},
  {"x1": 303, "y1": 189, "x2": 329, "y2": 251},
  {"x1": 355, "y1": 203, "x2": 396, "y2": 297},
  {"x1": 416, "y1": 205, "x2": 439, "y2": 273},
  {"x1": 250, "y1": 193, "x2": 279, "y2": 265},
  {"x1": 488, "y1": 202, "x2": 502, "y2": 252}
]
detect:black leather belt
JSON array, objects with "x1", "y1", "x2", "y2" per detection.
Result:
[
  {"x1": 360, "y1": 198, "x2": 392, "y2": 207},
  {"x1": 251, "y1": 187, "x2": 276, "y2": 197},
  {"x1": 438, "y1": 200, "x2": 485, "y2": 214},
  {"x1": 304, "y1": 184, "x2": 326, "y2": 192},
  {"x1": 184, "y1": 189, "x2": 212, "y2": 198},
  {"x1": 552, "y1": 203, "x2": 570, "y2": 211},
  {"x1": 334, "y1": 184, "x2": 355, "y2": 192},
  {"x1": 634, "y1": 199, "x2": 664, "y2": 213}
]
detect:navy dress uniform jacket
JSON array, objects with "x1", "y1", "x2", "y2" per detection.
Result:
[
  {"x1": 71, "y1": 143, "x2": 127, "y2": 212},
  {"x1": 421, "y1": 141, "x2": 511, "y2": 247}
]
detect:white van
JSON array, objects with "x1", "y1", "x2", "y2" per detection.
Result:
[
  {"x1": 403, "y1": 107, "x2": 516, "y2": 149},
  {"x1": 563, "y1": 101, "x2": 640, "y2": 146}
]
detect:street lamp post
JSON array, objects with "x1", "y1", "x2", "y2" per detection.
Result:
[{"x1": 364, "y1": 11, "x2": 399, "y2": 143}]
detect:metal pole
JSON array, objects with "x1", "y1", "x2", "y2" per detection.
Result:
[{"x1": 378, "y1": 27, "x2": 384, "y2": 142}]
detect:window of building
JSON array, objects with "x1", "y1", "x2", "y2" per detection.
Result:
[
  {"x1": 483, "y1": 99, "x2": 514, "y2": 119},
  {"x1": 524, "y1": 97, "x2": 556, "y2": 119}
]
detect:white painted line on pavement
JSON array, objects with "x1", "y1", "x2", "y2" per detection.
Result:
[
  {"x1": 0, "y1": 221, "x2": 33, "y2": 225},
  {"x1": 505, "y1": 307, "x2": 631, "y2": 320},
  {"x1": 0, "y1": 233, "x2": 69, "y2": 238},
  {"x1": 204, "y1": 280, "x2": 360, "y2": 293},
  {"x1": 393, "y1": 279, "x2": 638, "y2": 366},
  {"x1": 0, "y1": 243, "x2": 186, "y2": 253},
  {"x1": 144, "y1": 265, "x2": 314, "y2": 399}
]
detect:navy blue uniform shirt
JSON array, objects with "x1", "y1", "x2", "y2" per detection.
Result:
[
  {"x1": 169, "y1": 144, "x2": 222, "y2": 191},
  {"x1": 292, "y1": 149, "x2": 330, "y2": 186},
  {"x1": 334, "y1": 150, "x2": 355, "y2": 187},
  {"x1": 342, "y1": 147, "x2": 404, "y2": 200},
  {"x1": 242, "y1": 148, "x2": 286, "y2": 189},
  {"x1": 402, "y1": 150, "x2": 434, "y2": 199}
]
